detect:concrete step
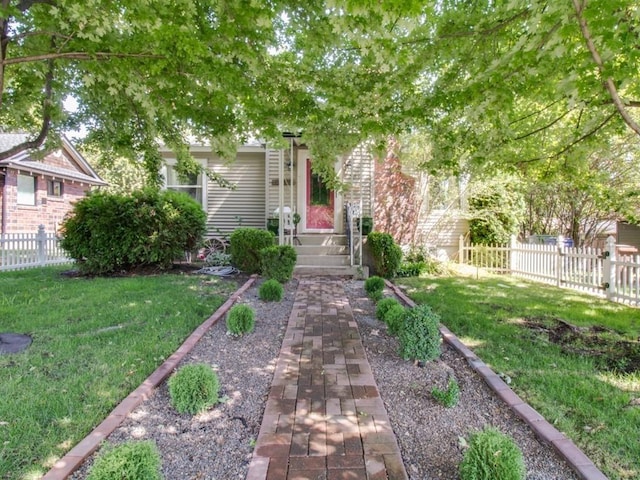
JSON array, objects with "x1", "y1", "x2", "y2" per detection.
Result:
[
  {"x1": 294, "y1": 234, "x2": 347, "y2": 246},
  {"x1": 295, "y1": 245, "x2": 349, "y2": 256},
  {"x1": 296, "y1": 254, "x2": 351, "y2": 267},
  {"x1": 294, "y1": 265, "x2": 369, "y2": 278}
]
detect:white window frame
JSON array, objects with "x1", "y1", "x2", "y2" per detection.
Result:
[
  {"x1": 161, "y1": 159, "x2": 207, "y2": 208},
  {"x1": 17, "y1": 174, "x2": 36, "y2": 205}
]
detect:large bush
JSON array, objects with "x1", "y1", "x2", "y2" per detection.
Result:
[
  {"x1": 459, "y1": 428, "x2": 526, "y2": 480},
  {"x1": 260, "y1": 245, "x2": 297, "y2": 282},
  {"x1": 229, "y1": 228, "x2": 275, "y2": 273},
  {"x1": 86, "y1": 440, "x2": 163, "y2": 480},
  {"x1": 367, "y1": 232, "x2": 402, "y2": 278},
  {"x1": 60, "y1": 189, "x2": 206, "y2": 274},
  {"x1": 398, "y1": 304, "x2": 441, "y2": 363}
]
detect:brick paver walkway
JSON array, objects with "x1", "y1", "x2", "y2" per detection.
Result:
[{"x1": 246, "y1": 279, "x2": 408, "y2": 480}]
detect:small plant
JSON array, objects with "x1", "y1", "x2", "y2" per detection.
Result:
[
  {"x1": 260, "y1": 244, "x2": 297, "y2": 282},
  {"x1": 431, "y1": 377, "x2": 460, "y2": 408},
  {"x1": 259, "y1": 279, "x2": 284, "y2": 302},
  {"x1": 383, "y1": 304, "x2": 406, "y2": 336},
  {"x1": 459, "y1": 427, "x2": 526, "y2": 480},
  {"x1": 376, "y1": 297, "x2": 400, "y2": 321},
  {"x1": 168, "y1": 363, "x2": 220, "y2": 415},
  {"x1": 367, "y1": 231, "x2": 402, "y2": 278},
  {"x1": 226, "y1": 304, "x2": 255, "y2": 335},
  {"x1": 86, "y1": 440, "x2": 163, "y2": 480},
  {"x1": 364, "y1": 275, "x2": 385, "y2": 301},
  {"x1": 203, "y1": 251, "x2": 232, "y2": 267},
  {"x1": 398, "y1": 304, "x2": 441, "y2": 363}
]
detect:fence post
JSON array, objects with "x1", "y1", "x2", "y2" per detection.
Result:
[
  {"x1": 556, "y1": 235, "x2": 565, "y2": 287},
  {"x1": 459, "y1": 235, "x2": 465, "y2": 265},
  {"x1": 603, "y1": 235, "x2": 616, "y2": 300},
  {"x1": 37, "y1": 224, "x2": 46, "y2": 265},
  {"x1": 509, "y1": 235, "x2": 517, "y2": 274}
]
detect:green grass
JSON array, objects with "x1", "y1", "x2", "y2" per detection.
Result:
[
  {"x1": 0, "y1": 266, "x2": 233, "y2": 480},
  {"x1": 396, "y1": 274, "x2": 640, "y2": 480}
]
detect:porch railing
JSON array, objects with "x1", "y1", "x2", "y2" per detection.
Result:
[{"x1": 346, "y1": 201, "x2": 363, "y2": 268}]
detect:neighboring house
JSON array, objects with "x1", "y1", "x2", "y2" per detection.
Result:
[
  {"x1": 0, "y1": 134, "x2": 107, "y2": 234},
  {"x1": 160, "y1": 138, "x2": 468, "y2": 271}
]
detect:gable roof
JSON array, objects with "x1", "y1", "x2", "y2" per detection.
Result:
[{"x1": 0, "y1": 134, "x2": 107, "y2": 186}]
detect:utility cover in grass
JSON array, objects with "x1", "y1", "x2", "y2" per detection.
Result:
[{"x1": 0, "y1": 333, "x2": 32, "y2": 354}]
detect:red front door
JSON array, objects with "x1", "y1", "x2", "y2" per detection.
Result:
[{"x1": 306, "y1": 159, "x2": 334, "y2": 230}]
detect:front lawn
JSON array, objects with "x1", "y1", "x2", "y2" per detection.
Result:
[
  {"x1": 0, "y1": 266, "x2": 233, "y2": 480},
  {"x1": 396, "y1": 274, "x2": 640, "y2": 480}
]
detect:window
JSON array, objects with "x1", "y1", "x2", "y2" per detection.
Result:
[
  {"x1": 17, "y1": 174, "x2": 36, "y2": 205},
  {"x1": 48, "y1": 180, "x2": 63, "y2": 197},
  {"x1": 163, "y1": 163, "x2": 204, "y2": 206}
]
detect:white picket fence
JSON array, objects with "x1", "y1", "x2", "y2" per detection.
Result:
[
  {"x1": 0, "y1": 225, "x2": 71, "y2": 272},
  {"x1": 459, "y1": 235, "x2": 640, "y2": 306}
]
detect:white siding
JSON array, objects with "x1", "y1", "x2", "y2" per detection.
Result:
[
  {"x1": 342, "y1": 144, "x2": 374, "y2": 217},
  {"x1": 206, "y1": 152, "x2": 265, "y2": 234},
  {"x1": 416, "y1": 209, "x2": 469, "y2": 260}
]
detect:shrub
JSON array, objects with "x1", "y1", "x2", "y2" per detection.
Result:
[
  {"x1": 168, "y1": 363, "x2": 220, "y2": 415},
  {"x1": 396, "y1": 261, "x2": 427, "y2": 277},
  {"x1": 459, "y1": 428, "x2": 526, "y2": 480},
  {"x1": 384, "y1": 304, "x2": 406, "y2": 336},
  {"x1": 226, "y1": 304, "x2": 255, "y2": 335},
  {"x1": 229, "y1": 228, "x2": 275, "y2": 273},
  {"x1": 431, "y1": 377, "x2": 460, "y2": 408},
  {"x1": 364, "y1": 276, "x2": 385, "y2": 301},
  {"x1": 260, "y1": 245, "x2": 297, "y2": 282},
  {"x1": 376, "y1": 297, "x2": 400, "y2": 321},
  {"x1": 86, "y1": 440, "x2": 163, "y2": 480},
  {"x1": 398, "y1": 304, "x2": 441, "y2": 363},
  {"x1": 60, "y1": 189, "x2": 206, "y2": 275},
  {"x1": 203, "y1": 251, "x2": 232, "y2": 267},
  {"x1": 367, "y1": 232, "x2": 402, "y2": 278},
  {"x1": 259, "y1": 279, "x2": 284, "y2": 302}
]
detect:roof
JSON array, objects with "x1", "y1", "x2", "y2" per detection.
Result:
[{"x1": 0, "y1": 133, "x2": 107, "y2": 186}]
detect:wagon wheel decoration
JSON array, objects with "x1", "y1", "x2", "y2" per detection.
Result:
[{"x1": 199, "y1": 236, "x2": 228, "y2": 259}]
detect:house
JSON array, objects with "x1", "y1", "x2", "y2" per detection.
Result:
[
  {"x1": 160, "y1": 137, "x2": 468, "y2": 273},
  {"x1": 0, "y1": 134, "x2": 106, "y2": 234}
]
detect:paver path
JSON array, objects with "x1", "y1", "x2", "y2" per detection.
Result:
[{"x1": 246, "y1": 279, "x2": 408, "y2": 480}]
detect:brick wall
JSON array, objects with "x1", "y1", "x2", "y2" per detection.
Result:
[
  {"x1": 373, "y1": 143, "x2": 420, "y2": 245},
  {"x1": 2, "y1": 171, "x2": 89, "y2": 234}
]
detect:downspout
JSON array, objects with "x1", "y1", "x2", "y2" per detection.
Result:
[
  {"x1": 289, "y1": 138, "x2": 294, "y2": 245},
  {"x1": 278, "y1": 149, "x2": 284, "y2": 245},
  {"x1": 1, "y1": 171, "x2": 6, "y2": 234}
]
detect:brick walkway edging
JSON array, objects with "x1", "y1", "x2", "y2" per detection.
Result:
[
  {"x1": 384, "y1": 280, "x2": 609, "y2": 480},
  {"x1": 42, "y1": 274, "x2": 258, "y2": 480}
]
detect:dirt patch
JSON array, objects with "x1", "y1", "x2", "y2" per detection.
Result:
[{"x1": 522, "y1": 317, "x2": 640, "y2": 373}]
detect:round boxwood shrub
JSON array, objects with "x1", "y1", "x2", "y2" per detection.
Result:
[
  {"x1": 260, "y1": 245, "x2": 297, "y2": 282},
  {"x1": 384, "y1": 303, "x2": 406, "y2": 336},
  {"x1": 86, "y1": 440, "x2": 163, "y2": 480},
  {"x1": 459, "y1": 427, "x2": 526, "y2": 480},
  {"x1": 398, "y1": 304, "x2": 441, "y2": 363},
  {"x1": 168, "y1": 363, "x2": 220, "y2": 415},
  {"x1": 259, "y1": 279, "x2": 284, "y2": 302},
  {"x1": 364, "y1": 276, "x2": 385, "y2": 301},
  {"x1": 229, "y1": 227, "x2": 275, "y2": 273},
  {"x1": 375, "y1": 297, "x2": 400, "y2": 321},
  {"x1": 226, "y1": 304, "x2": 255, "y2": 335},
  {"x1": 60, "y1": 188, "x2": 206, "y2": 275}
]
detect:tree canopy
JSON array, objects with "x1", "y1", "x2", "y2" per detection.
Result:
[{"x1": 1, "y1": 0, "x2": 639, "y2": 180}]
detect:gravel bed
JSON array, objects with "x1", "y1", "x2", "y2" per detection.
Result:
[{"x1": 70, "y1": 276, "x2": 579, "y2": 480}]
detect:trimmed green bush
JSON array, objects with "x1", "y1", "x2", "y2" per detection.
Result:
[
  {"x1": 168, "y1": 363, "x2": 220, "y2": 415},
  {"x1": 60, "y1": 188, "x2": 206, "y2": 275},
  {"x1": 229, "y1": 228, "x2": 275, "y2": 273},
  {"x1": 367, "y1": 231, "x2": 402, "y2": 278},
  {"x1": 260, "y1": 244, "x2": 297, "y2": 282},
  {"x1": 432, "y1": 377, "x2": 460, "y2": 408},
  {"x1": 226, "y1": 304, "x2": 255, "y2": 335},
  {"x1": 86, "y1": 440, "x2": 163, "y2": 480},
  {"x1": 459, "y1": 428, "x2": 526, "y2": 480},
  {"x1": 364, "y1": 276, "x2": 385, "y2": 301},
  {"x1": 376, "y1": 297, "x2": 400, "y2": 321},
  {"x1": 384, "y1": 304, "x2": 406, "y2": 336},
  {"x1": 398, "y1": 304, "x2": 441, "y2": 363},
  {"x1": 259, "y1": 279, "x2": 284, "y2": 302}
]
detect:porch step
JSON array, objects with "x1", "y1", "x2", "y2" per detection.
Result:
[
  {"x1": 294, "y1": 234, "x2": 347, "y2": 246},
  {"x1": 294, "y1": 265, "x2": 369, "y2": 277},
  {"x1": 295, "y1": 245, "x2": 349, "y2": 256},
  {"x1": 296, "y1": 254, "x2": 350, "y2": 267}
]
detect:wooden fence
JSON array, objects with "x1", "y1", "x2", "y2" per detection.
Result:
[
  {"x1": 459, "y1": 235, "x2": 640, "y2": 306},
  {"x1": 0, "y1": 225, "x2": 71, "y2": 272}
]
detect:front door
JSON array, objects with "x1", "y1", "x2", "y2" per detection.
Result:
[{"x1": 297, "y1": 153, "x2": 340, "y2": 233}]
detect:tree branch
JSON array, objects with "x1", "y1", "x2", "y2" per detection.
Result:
[
  {"x1": 15, "y1": 0, "x2": 56, "y2": 12},
  {"x1": 2, "y1": 51, "x2": 163, "y2": 65},
  {"x1": 514, "y1": 108, "x2": 573, "y2": 141},
  {"x1": 573, "y1": 0, "x2": 640, "y2": 136}
]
